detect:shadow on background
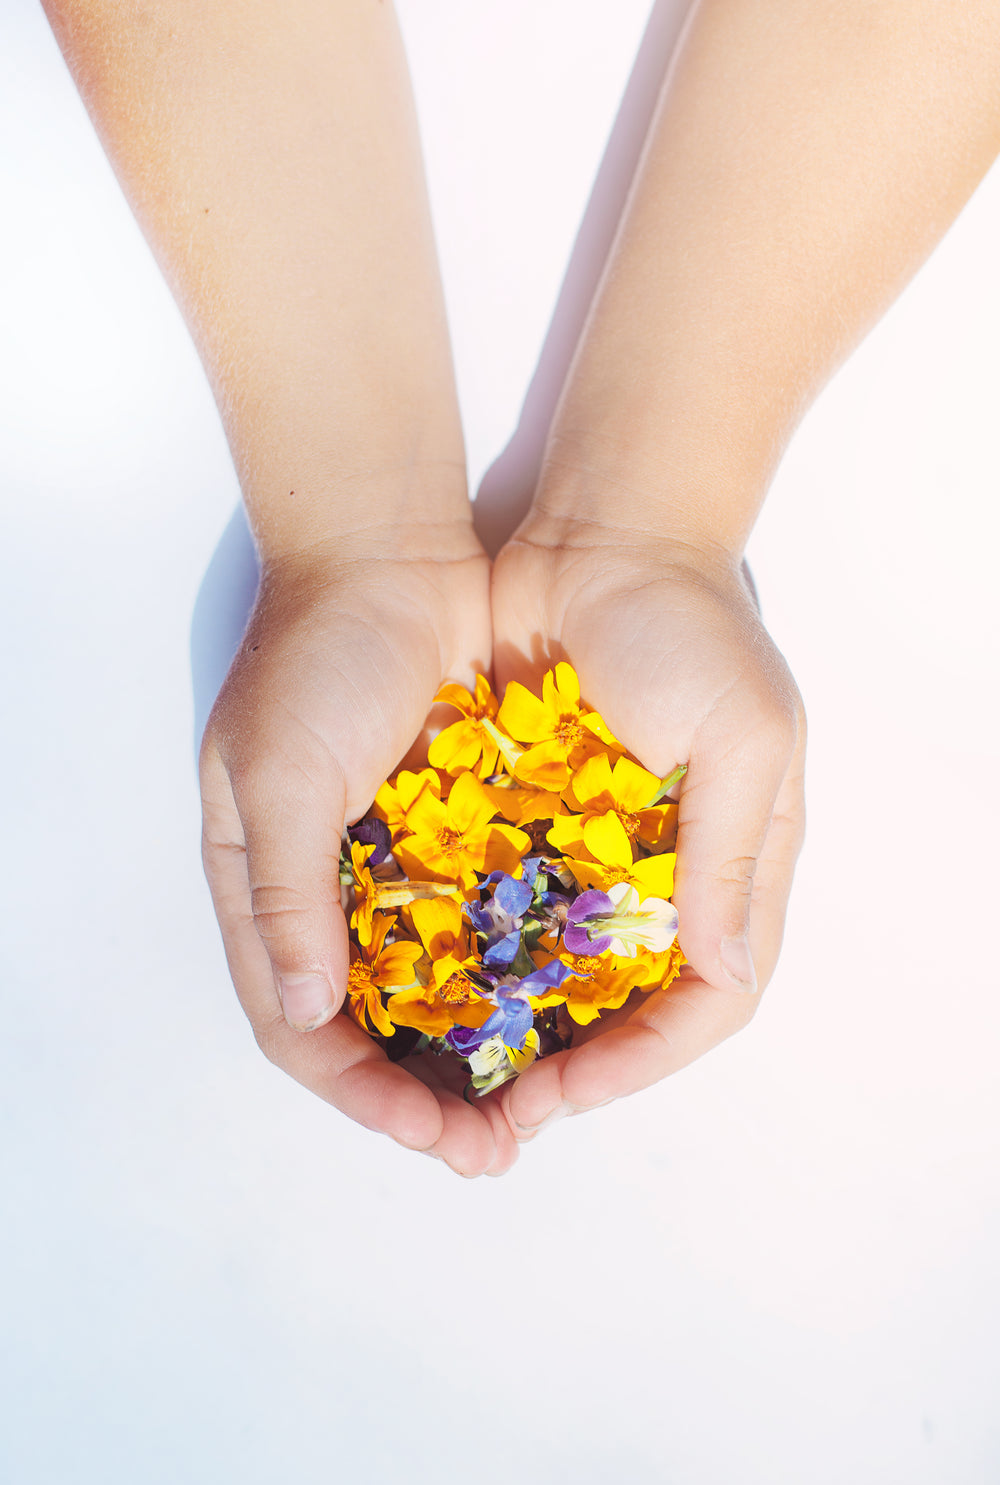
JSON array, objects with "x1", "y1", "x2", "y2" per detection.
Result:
[
  {"x1": 473, "y1": 0, "x2": 692, "y2": 556},
  {"x1": 189, "y1": 503, "x2": 259, "y2": 757},
  {"x1": 189, "y1": 0, "x2": 693, "y2": 752}
]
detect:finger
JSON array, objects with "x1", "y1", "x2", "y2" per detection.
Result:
[
  {"x1": 504, "y1": 752, "x2": 805, "y2": 1130},
  {"x1": 201, "y1": 745, "x2": 447, "y2": 1148},
  {"x1": 402, "y1": 1053, "x2": 516, "y2": 1177},
  {"x1": 671, "y1": 693, "x2": 803, "y2": 996},
  {"x1": 209, "y1": 732, "x2": 350, "y2": 1030}
]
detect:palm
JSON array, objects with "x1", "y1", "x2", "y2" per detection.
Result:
[
  {"x1": 490, "y1": 528, "x2": 806, "y2": 1133},
  {"x1": 202, "y1": 540, "x2": 523, "y2": 1175}
]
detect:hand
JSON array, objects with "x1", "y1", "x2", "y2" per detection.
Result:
[
  {"x1": 489, "y1": 512, "x2": 806, "y2": 1136},
  {"x1": 199, "y1": 518, "x2": 520, "y2": 1176}
]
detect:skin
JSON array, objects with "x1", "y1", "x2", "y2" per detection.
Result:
[{"x1": 44, "y1": 0, "x2": 1000, "y2": 1174}]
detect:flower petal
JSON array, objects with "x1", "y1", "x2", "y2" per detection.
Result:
[{"x1": 583, "y1": 811, "x2": 633, "y2": 867}]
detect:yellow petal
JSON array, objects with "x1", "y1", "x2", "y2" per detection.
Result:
[
  {"x1": 631, "y1": 852, "x2": 677, "y2": 899},
  {"x1": 546, "y1": 812, "x2": 587, "y2": 856},
  {"x1": 569, "y1": 751, "x2": 614, "y2": 808},
  {"x1": 374, "y1": 939, "x2": 424, "y2": 987},
  {"x1": 385, "y1": 989, "x2": 454, "y2": 1038},
  {"x1": 583, "y1": 810, "x2": 633, "y2": 867},
  {"x1": 446, "y1": 771, "x2": 499, "y2": 834},
  {"x1": 497, "y1": 681, "x2": 555, "y2": 744},
  {"x1": 433, "y1": 680, "x2": 475, "y2": 714},
  {"x1": 550, "y1": 662, "x2": 580, "y2": 705},
  {"x1": 408, "y1": 895, "x2": 464, "y2": 958},
  {"x1": 610, "y1": 755, "x2": 661, "y2": 810}
]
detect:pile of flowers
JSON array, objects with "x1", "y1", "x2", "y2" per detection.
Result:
[{"x1": 339, "y1": 663, "x2": 686, "y2": 1095}]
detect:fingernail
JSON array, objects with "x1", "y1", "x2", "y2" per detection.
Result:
[
  {"x1": 719, "y1": 935, "x2": 758, "y2": 993},
  {"x1": 514, "y1": 1104, "x2": 567, "y2": 1137},
  {"x1": 277, "y1": 973, "x2": 335, "y2": 1030},
  {"x1": 565, "y1": 1096, "x2": 616, "y2": 1115}
]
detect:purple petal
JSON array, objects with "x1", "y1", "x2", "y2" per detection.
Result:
[
  {"x1": 483, "y1": 931, "x2": 521, "y2": 969},
  {"x1": 566, "y1": 888, "x2": 614, "y2": 927},
  {"x1": 347, "y1": 817, "x2": 395, "y2": 866},
  {"x1": 519, "y1": 959, "x2": 572, "y2": 995},
  {"x1": 446, "y1": 1011, "x2": 504, "y2": 1055},
  {"x1": 495, "y1": 995, "x2": 534, "y2": 1050},
  {"x1": 564, "y1": 922, "x2": 611, "y2": 955},
  {"x1": 494, "y1": 873, "x2": 533, "y2": 920}
]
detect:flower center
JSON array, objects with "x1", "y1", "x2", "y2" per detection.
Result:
[
  {"x1": 435, "y1": 827, "x2": 465, "y2": 862},
  {"x1": 439, "y1": 973, "x2": 474, "y2": 1005},
  {"x1": 553, "y1": 714, "x2": 586, "y2": 748},
  {"x1": 570, "y1": 954, "x2": 603, "y2": 977},
  {"x1": 600, "y1": 866, "x2": 631, "y2": 888},
  {"x1": 620, "y1": 811, "x2": 641, "y2": 838},
  {"x1": 347, "y1": 961, "x2": 375, "y2": 993}
]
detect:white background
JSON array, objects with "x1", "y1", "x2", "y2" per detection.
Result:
[{"x1": 2, "y1": 2, "x2": 999, "y2": 1481}]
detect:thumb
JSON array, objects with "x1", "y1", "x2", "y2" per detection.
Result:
[
  {"x1": 227, "y1": 748, "x2": 350, "y2": 1032},
  {"x1": 672, "y1": 718, "x2": 798, "y2": 996}
]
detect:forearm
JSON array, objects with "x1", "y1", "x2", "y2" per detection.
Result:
[
  {"x1": 44, "y1": 0, "x2": 467, "y2": 562},
  {"x1": 534, "y1": 0, "x2": 1000, "y2": 555}
]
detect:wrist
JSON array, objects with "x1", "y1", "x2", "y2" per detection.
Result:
[
  {"x1": 246, "y1": 458, "x2": 477, "y2": 572},
  {"x1": 522, "y1": 439, "x2": 766, "y2": 572}
]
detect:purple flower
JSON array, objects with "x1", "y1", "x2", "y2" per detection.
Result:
[
  {"x1": 445, "y1": 959, "x2": 571, "y2": 1055},
  {"x1": 564, "y1": 888, "x2": 615, "y2": 955},
  {"x1": 465, "y1": 871, "x2": 534, "y2": 968},
  {"x1": 347, "y1": 817, "x2": 394, "y2": 867}
]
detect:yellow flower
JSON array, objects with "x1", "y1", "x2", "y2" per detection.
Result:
[
  {"x1": 496, "y1": 662, "x2": 623, "y2": 791},
  {"x1": 481, "y1": 780, "x2": 566, "y2": 828},
  {"x1": 372, "y1": 768, "x2": 442, "y2": 845},
  {"x1": 348, "y1": 840, "x2": 459, "y2": 947},
  {"x1": 428, "y1": 675, "x2": 518, "y2": 779},
  {"x1": 547, "y1": 752, "x2": 678, "y2": 858},
  {"x1": 393, "y1": 771, "x2": 530, "y2": 891},
  {"x1": 564, "y1": 822, "x2": 677, "y2": 900},
  {"x1": 346, "y1": 913, "x2": 423, "y2": 1037}
]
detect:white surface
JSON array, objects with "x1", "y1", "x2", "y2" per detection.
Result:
[{"x1": 2, "y1": 3, "x2": 999, "y2": 1482}]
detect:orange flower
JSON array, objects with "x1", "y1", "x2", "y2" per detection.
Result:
[
  {"x1": 386, "y1": 897, "x2": 495, "y2": 1036},
  {"x1": 497, "y1": 662, "x2": 622, "y2": 791},
  {"x1": 393, "y1": 772, "x2": 530, "y2": 891},
  {"x1": 348, "y1": 840, "x2": 459, "y2": 947},
  {"x1": 557, "y1": 952, "x2": 649, "y2": 1025},
  {"x1": 346, "y1": 913, "x2": 423, "y2": 1037}
]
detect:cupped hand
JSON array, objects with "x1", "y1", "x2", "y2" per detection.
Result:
[
  {"x1": 199, "y1": 519, "x2": 520, "y2": 1176},
  {"x1": 489, "y1": 513, "x2": 806, "y2": 1136}
]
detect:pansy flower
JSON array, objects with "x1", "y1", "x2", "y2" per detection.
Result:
[
  {"x1": 446, "y1": 960, "x2": 571, "y2": 1056},
  {"x1": 564, "y1": 882, "x2": 679, "y2": 959},
  {"x1": 465, "y1": 871, "x2": 534, "y2": 968}
]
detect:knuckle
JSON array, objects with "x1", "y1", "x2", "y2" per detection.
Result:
[
  {"x1": 249, "y1": 883, "x2": 319, "y2": 953},
  {"x1": 251, "y1": 1011, "x2": 289, "y2": 1068},
  {"x1": 716, "y1": 855, "x2": 758, "y2": 895}
]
